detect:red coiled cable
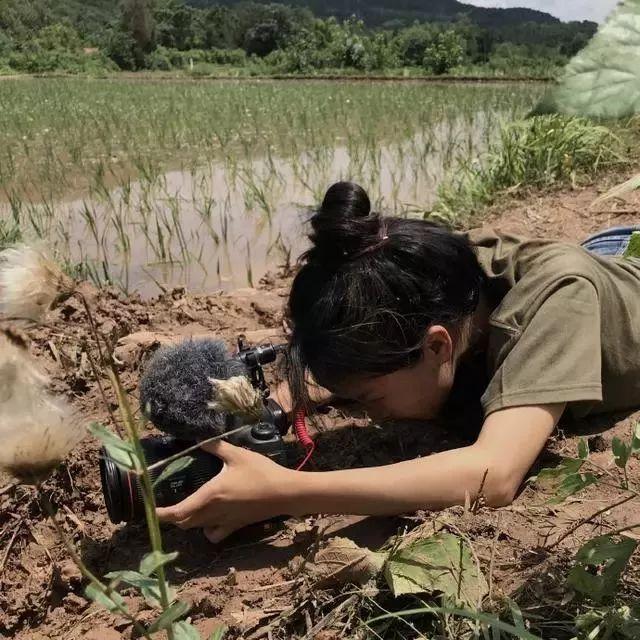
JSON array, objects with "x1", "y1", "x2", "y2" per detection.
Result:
[{"x1": 293, "y1": 408, "x2": 315, "y2": 470}]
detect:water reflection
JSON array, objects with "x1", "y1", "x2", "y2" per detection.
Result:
[{"x1": 55, "y1": 116, "x2": 492, "y2": 296}]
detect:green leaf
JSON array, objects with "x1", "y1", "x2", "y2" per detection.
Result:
[
  {"x1": 632, "y1": 423, "x2": 640, "y2": 453},
  {"x1": 578, "y1": 438, "x2": 589, "y2": 460},
  {"x1": 173, "y1": 621, "x2": 201, "y2": 640},
  {"x1": 625, "y1": 232, "x2": 640, "y2": 259},
  {"x1": 568, "y1": 535, "x2": 638, "y2": 602},
  {"x1": 84, "y1": 583, "x2": 125, "y2": 613},
  {"x1": 89, "y1": 422, "x2": 133, "y2": 452},
  {"x1": 105, "y1": 569, "x2": 158, "y2": 590},
  {"x1": 533, "y1": 0, "x2": 640, "y2": 119},
  {"x1": 535, "y1": 458, "x2": 596, "y2": 502},
  {"x1": 89, "y1": 422, "x2": 138, "y2": 471},
  {"x1": 153, "y1": 456, "x2": 195, "y2": 488},
  {"x1": 208, "y1": 625, "x2": 229, "y2": 640},
  {"x1": 383, "y1": 532, "x2": 488, "y2": 608},
  {"x1": 104, "y1": 569, "x2": 167, "y2": 607},
  {"x1": 506, "y1": 597, "x2": 526, "y2": 632},
  {"x1": 549, "y1": 472, "x2": 598, "y2": 504},
  {"x1": 620, "y1": 606, "x2": 640, "y2": 639},
  {"x1": 148, "y1": 601, "x2": 190, "y2": 633},
  {"x1": 612, "y1": 437, "x2": 632, "y2": 469},
  {"x1": 140, "y1": 550, "x2": 179, "y2": 576},
  {"x1": 535, "y1": 458, "x2": 583, "y2": 486}
]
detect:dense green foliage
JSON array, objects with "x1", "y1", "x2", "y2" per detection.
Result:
[{"x1": 0, "y1": 0, "x2": 598, "y2": 75}]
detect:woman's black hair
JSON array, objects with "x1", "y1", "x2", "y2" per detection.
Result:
[{"x1": 287, "y1": 181, "x2": 485, "y2": 411}]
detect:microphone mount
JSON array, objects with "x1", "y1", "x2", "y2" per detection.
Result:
[{"x1": 236, "y1": 336, "x2": 287, "y2": 400}]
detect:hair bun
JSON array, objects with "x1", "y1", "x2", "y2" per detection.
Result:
[
  {"x1": 306, "y1": 182, "x2": 382, "y2": 266},
  {"x1": 320, "y1": 182, "x2": 371, "y2": 219}
]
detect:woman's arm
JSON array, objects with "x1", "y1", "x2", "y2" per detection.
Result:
[
  {"x1": 288, "y1": 404, "x2": 564, "y2": 514},
  {"x1": 157, "y1": 404, "x2": 564, "y2": 542}
]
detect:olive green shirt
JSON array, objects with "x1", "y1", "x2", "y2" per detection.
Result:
[{"x1": 466, "y1": 229, "x2": 640, "y2": 419}]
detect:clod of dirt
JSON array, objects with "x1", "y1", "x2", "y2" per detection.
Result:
[
  {"x1": 54, "y1": 559, "x2": 83, "y2": 589},
  {"x1": 250, "y1": 296, "x2": 284, "y2": 325},
  {"x1": 297, "y1": 537, "x2": 386, "y2": 587},
  {"x1": 314, "y1": 632, "x2": 343, "y2": 640},
  {"x1": 588, "y1": 435, "x2": 608, "y2": 452},
  {"x1": 81, "y1": 626, "x2": 122, "y2": 640}
]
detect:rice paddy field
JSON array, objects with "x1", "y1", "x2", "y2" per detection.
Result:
[{"x1": 0, "y1": 78, "x2": 544, "y2": 295}]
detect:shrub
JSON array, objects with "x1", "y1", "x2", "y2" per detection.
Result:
[
  {"x1": 147, "y1": 46, "x2": 173, "y2": 70},
  {"x1": 8, "y1": 47, "x2": 115, "y2": 74},
  {"x1": 105, "y1": 29, "x2": 139, "y2": 70},
  {"x1": 423, "y1": 30, "x2": 465, "y2": 75}
]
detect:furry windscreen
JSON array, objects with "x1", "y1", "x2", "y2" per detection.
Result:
[{"x1": 139, "y1": 339, "x2": 248, "y2": 440}]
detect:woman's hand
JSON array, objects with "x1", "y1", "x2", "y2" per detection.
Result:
[{"x1": 156, "y1": 440, "x2": 296, "y2": 543}]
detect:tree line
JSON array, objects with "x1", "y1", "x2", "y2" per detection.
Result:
[{"x1": 0, "y1": 0, "x2": 597, "y2": 76}]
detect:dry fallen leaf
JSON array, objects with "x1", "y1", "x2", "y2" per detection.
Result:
[{"x1": 305, "y1": 537, "x2": 386, "y2": 587}]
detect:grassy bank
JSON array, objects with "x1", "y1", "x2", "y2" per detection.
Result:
[{"x1": 430, "y1": 115, "x2": 640, "y2": 225}]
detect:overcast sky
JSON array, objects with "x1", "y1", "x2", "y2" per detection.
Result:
[{"x1": 464, "y1": 1, "x2": 620, "y2": 23}]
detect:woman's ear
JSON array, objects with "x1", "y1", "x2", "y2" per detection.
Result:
[{"x1": 424, "y1": 325, "x2": 454, "y2": 364}]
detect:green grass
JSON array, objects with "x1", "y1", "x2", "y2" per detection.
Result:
[
  {"x1": 431, "y1": 115, "x2": 627, "y2": 225},
  {"x1": 0, "y1": 78, "x2": 543, "y2": 199}
]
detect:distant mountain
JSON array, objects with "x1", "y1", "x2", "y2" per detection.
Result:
[{"x1": 187, "y1": 0, "x2": 562, "y2": 28}]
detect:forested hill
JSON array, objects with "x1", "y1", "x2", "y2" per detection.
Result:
[
  {"x1": 0, "y1": 0, "x2": 598, "y2": 76},
  {"x1": 188, "y1": 0, "x2": 561, "y2": 28}
]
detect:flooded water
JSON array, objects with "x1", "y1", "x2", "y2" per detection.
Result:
[{"x1": 56, "y1": 120, "x2": 496, "y2": 295}]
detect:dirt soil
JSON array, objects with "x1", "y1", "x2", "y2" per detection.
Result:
[{"x1": 2, "y1": 174, "x2": 640, "y2": 640}]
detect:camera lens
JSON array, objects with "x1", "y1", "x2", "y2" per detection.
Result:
[{"x1": 99, "y1": 436, "x2": 224, "y2": 524}]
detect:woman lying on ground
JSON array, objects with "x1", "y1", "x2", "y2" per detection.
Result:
[{"x1": 157, "y1": 181, "x2": 640, "y2": 543}]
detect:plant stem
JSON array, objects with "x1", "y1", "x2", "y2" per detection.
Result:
[
  {"x1": 75, "y1": 286, "x2": 177, "y2": 638},
  {"x1": 72, "y1": 292, "x2": 124, "y2": 438},
  {"x1": 38, "y1": 489, "x2": 152, "y2": 640},
  {"x1": 145, "y1": 423, "x2": 248, "y2": 473},
  {"x1": 107, "y1": 366, "x2": 176, "y2": 640},
  {"x1": 603, "y1": 521, "x2": 640, "y2": 537},
  {"x1": 546, "y1": 492, "x2": 637, "y2": 550},
  {"x1": 82, "y1": 339, "x2": 124, "y2": 438}
]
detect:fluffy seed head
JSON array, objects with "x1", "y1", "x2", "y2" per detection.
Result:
[
  {"x1": 0, "y1": 329, "x2": 83, "y2": 484},
  {"x1": 209, "y1": 376, "x2": 264, "y2": 421},
  {"x1": 0, "y1": 327, "x2": 49, "y2": 404},
  {"x1": 0, "y1": 244, "x2": 75, "y2": 321}
]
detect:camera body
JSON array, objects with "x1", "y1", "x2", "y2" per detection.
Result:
[{"x1": 100, "y1": 339, "x2": 290, "y2": 524}]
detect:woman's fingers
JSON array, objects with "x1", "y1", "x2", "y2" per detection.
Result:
[
  {"x1": 200, "y1": 438, "x2": 240, "y2": 460},
  {"x1": 173, "y1": 506, "x2": 219, "y2": 530},
  {"x1": 156, "y1": 481, "x2": 221, "y2": 524}
]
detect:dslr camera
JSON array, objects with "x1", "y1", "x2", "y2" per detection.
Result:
[{"x1": 100, "y1": 338, "x2": 289, "y2": 524}]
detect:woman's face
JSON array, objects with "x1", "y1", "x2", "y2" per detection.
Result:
[{"x1": 336, "y1": 326, "x2": 456, "y2": 422}]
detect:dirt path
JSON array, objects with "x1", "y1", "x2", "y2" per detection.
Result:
[{"x1": 2, "y1": 175, "x2": 640, "y2": 639}]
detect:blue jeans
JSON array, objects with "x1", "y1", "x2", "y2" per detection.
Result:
[{"x1": 581, "y1": 226, "x2": 640, "y2": 257}]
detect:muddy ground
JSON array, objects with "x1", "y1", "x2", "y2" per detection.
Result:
[{"x1": 2, "y1": 176, "x2": 640, "y2": 639}]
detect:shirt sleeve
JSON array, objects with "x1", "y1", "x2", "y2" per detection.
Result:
[{"x1": 482, "y1": 277, "x2": 603, "y2": 418}]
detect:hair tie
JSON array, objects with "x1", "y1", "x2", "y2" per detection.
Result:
[{"x1": 348, "y1": 223, "x2": 390, "y2": 260}]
